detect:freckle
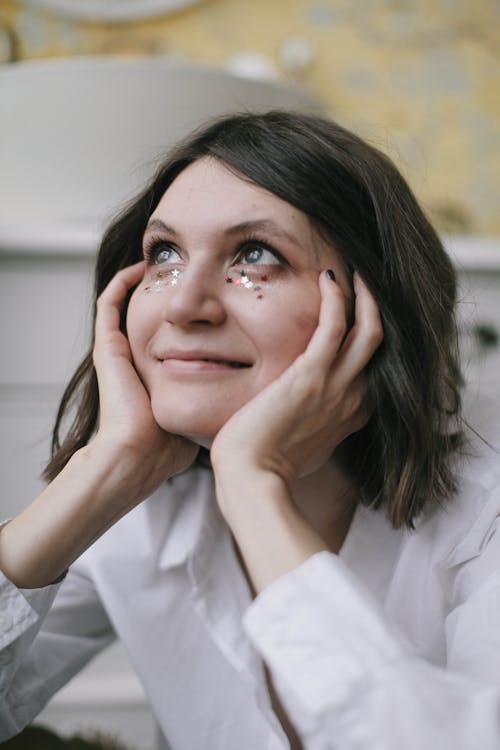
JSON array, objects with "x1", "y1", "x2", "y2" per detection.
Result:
[
  {"x1": 225, "y1": 277, "x2": 233, "y2": 283},
  {"x1": 260, "y1": 275, "x2": 268, "y2": 282},
  {"x1": 257, "y1": 294, "x2": 263, "y2": 299}
]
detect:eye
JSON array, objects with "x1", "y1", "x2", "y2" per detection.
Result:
[
  {"x1": 237, "y1": 241, "x2": 282, "y2": 266},
  {"x1": 144, "y1": 241, "x2": 181, "y2": 266}
]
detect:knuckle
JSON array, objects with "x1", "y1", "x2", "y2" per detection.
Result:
[
  {"x1": 365, "y1": 318, "x2": 384, "y2": 347},
  {"x1": 92, "y1": 345, "x2": 100, "y2": 368},
  {"x1": 333, "y1": 380, "x2": 367, "y2": 423},
  {"x1": 96, "y1": 291, "x2": 108, "y2": 309},
  {"x1": 330, "y1": 317, "x2": 347, "y2": 341},
  {"x1": 342, "y1": 392, "x2": 363, "y2": 421}
]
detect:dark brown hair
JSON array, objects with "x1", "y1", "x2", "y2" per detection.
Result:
[{"x1": 44, "y1": 111, "x2": 463, "y2": 528}]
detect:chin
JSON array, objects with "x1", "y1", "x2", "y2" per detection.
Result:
[{"x1": 150, "y1": 402, "x2": 230, "y2": 447}]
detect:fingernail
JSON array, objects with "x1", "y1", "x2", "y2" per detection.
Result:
[{"x1": 326, "y1": 269, "x2": 336, "y2": 282}]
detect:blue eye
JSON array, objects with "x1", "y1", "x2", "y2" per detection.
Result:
[
  {"x1": 146, "y1": 243, "x2": 181, "y2": 265},
  {"x1": 240, "y1": 243, "x2": 281, "y2": 266},
  {"x1": 155, "y1": 248, "x2": 177, "y2": 264}
]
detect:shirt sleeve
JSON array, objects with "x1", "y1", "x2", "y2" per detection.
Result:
[
  {"x1": 0, "y1": 563, "x2": 115, "y2": 741},
  {"x1": 243, "y1": 549, "x2": 500, "y2": 750}
]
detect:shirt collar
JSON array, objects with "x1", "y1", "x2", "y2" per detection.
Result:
[
  {"x1": 151, "y1": 466, "x2": 263, "y2": 683},
  {"x1": 146, "y1": 465, "x2": 216, "y2": 571}
]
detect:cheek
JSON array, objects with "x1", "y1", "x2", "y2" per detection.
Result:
[
  {"x1": 280, "y1": 282, "x2": 322, "y2": 356},
  {"x1": 239, "y1": 282, "x2": 321, "y2": 365},
  {"x1": 279, "y1": 278, "x2": 321, "y2": 338},
  {"x1": 277, "y1": 306, "x2": 320, "y2": 360}
]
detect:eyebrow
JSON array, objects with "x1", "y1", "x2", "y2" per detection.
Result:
[
  {"x1": 144, "y1": 218, "x2": 177, "y2": 236},
  {"x1": 143, "y1": 217, "x2": 302, "y2": 248}
]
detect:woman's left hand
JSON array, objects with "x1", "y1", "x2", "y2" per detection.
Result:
[{"x1": 211, "y1": 271, "x2": 383, "y2": 490}]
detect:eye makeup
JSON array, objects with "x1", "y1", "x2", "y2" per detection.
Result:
[
  {"x1": 142, "y1": 234, "x2": 286, "y2": 299},
  {"x1": 143, "y1": 265, "x2": 274, "y2": 299},
  {"x1": 144, "y1": 267, "x2": 185, "y2": 293},
  {"x1": 224, "y1": 267, "x2": 273, "y2": 299}
]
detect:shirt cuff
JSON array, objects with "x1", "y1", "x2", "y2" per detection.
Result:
[
  {"x1": 243, "y1": 550, "x2": 410, "y2": 718},
  {"x1": 0, "y1": 571, "x2": 61, "y2": 650}
]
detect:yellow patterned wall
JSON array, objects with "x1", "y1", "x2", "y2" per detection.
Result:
[{"x1": 1, "y1": 0, "x2": 499, "y2": 235}]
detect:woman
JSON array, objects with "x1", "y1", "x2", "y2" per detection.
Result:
[{"x1": 0, "y1": 111, "x2": 499, "y2": 749}]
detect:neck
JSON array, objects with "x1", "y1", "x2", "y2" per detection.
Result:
[{"x1": 290, "y1": 460, "x2": 358, "y2": 553}]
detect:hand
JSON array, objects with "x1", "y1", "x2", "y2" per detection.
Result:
[
  {"x1": 92, "y1": 261, "x2": 199, "y2": 496},
  {"x1": 211, "y1": 271, "x2": 383, "y2": 489}
]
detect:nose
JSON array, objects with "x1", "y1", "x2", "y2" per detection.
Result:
[{"x1": 156, "y1": 263, "x2": 227, "y2": 327}]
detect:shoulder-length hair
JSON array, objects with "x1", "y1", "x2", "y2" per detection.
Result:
[{"x1": 44, "y1": 110, "x2": 463, "y2": 528}]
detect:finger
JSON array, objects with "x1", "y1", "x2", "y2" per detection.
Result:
[
  {"x1": 302, "y1": 269, "x2": 350, "y2": 370},
  {"x1": 334, "y1": 272, "x2": 383, "y2": 384},
  {"x1": 95, "y1": 261, "x2": 145, "y2": 342}
]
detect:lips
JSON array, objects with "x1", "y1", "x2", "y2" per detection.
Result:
[{"x1": 155, "y1": 349, "x2": 251, "y2": 369}]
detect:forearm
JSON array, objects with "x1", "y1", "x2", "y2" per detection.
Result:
[
  {"x1": 0, "y1": 439, "x2": 151, "y2": 589},
  {"x1": 214, "y1": 468, "x2": 328, "y2": 594}
]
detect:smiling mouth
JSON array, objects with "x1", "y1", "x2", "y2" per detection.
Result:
[{"x1": 160, "y1": 357, "x2": 251, "y2": 371}]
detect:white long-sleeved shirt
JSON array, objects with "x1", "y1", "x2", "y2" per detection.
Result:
[{"x1": 1, "y1": 400, "x2": 500, "y2": 749}]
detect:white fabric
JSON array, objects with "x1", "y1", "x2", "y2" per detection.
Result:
[{"x1": 1, "y1": 402, "x2": 500, "y2": 748}]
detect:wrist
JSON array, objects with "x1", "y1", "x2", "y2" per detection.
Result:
[
  {"x1": 80, "y1": 433, "x2": 174, "y2": 506},
  {"x1": 213, "y1": 463, "x2": 295, "y2": 529},
  {"x1": 213, "y1": 466, "x2": 327, "y2": 594}
]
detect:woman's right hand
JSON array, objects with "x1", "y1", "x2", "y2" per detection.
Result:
[
  {"x1": 91, "y1": 261, "x2": 199, "y2": 498},
  {"x1": 0, "y1": 261, "x2": 199, "y2": 589},
  {"x1": 0, "y1": 261, "x2": 201, "y2": 588}
]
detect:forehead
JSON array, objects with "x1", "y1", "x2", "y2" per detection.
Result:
[{"x1": 151, "y1": 157, "x2": 312, "y2": 234}]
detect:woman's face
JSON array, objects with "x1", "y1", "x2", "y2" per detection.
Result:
[{"x1": 127, "y1": 157, "x2": 351, "y2": 446}]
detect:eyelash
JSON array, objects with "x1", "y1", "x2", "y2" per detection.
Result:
[
  {"x1": 142, "y1": 235, "x2": 174, "y2": 265},
  {"x1": 142, "y1": 235, "x2": 287, "y2": 267}
]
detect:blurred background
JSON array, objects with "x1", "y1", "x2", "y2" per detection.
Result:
[
  {"x1": 1, "y1": 0, "x2": 499, "y2": 234},
  {"x1": 0, "y1": 1, "x2": 499, "y2": 748}
]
